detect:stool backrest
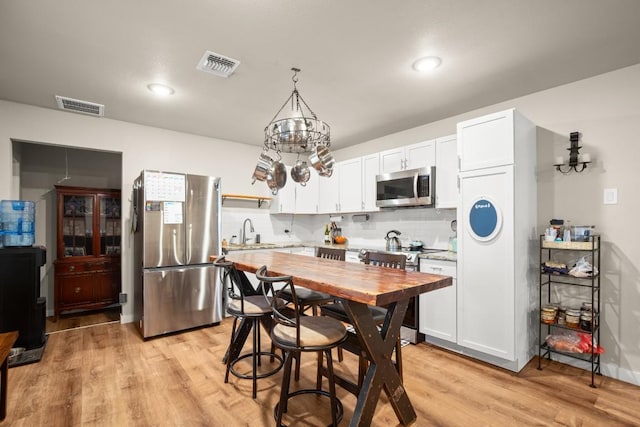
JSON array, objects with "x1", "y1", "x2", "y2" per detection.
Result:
[
  {"x1": 256, "y1": 265, "x2": 301, "y2": 347},
  {"x1": 362, "y1": 251, "x2": 406, "y2": 270},
  {"x1": 316, "y1": 247, "x2": 346, "y2": 261},
  {"x1": 212, "y1": 256, "x2": 260, "y2": 314}
]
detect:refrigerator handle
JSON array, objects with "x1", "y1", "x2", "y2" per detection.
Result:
[{"x1": 186, "y1": 223, "x2": 192, "y2": 263}]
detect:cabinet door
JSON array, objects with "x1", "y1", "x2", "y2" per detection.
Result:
[
  {"x1": 94, "y1": 269, "x2": 120, "y2": 303},
  {"x1": 58, "y1": 272, "x2": 94, "y2": 307},
  {"x1": 457, "y1": 109, "x2": 515, "y2": 172},
  {"x1": 60, "y1": 194, "x2": 94, "y2": 257},
  {"x1": 338, "y1": 158, "x2": 363, "y2": 213},
  {"x1": 362, "y1": 153, "x2": 380, "y2": 212},
  {"x1": 295, "y1": 168, "x2": 319, "y2": 214},
  {"x1": 457, "y1": 165, "x2": 514, "y2": 360},
  {"x1": 435, "y1": 134, "x2": 458, "y2": 209},
  {"x1": 379, "y1": 147, "x2": 405, "y2": 174},
  {"x1": 405, "y1": 139, "x2": 436, "y2": 170},
  {"x1": 99, "y1": 194, "x2": 121, "y2": 256},
  {"x1": 270, "y1": 166, "x2": 296, "y2": 213},
  {"x1": 419, "y1": 259, "x2": 457, "y2": 343},
  {"x1": 318, "y1": 168, "x2": 340, "y2": 213}
]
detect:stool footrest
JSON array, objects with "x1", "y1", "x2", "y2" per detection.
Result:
[
  {"x1": 228, "y1": 351, "x2": 283, "y2": 381},
  {"x1": 274, "y1": 389, "x2": 343, "y2": 427}
]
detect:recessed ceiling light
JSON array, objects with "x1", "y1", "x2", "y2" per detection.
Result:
[
  {"x1": 412, "y1": 56, "x2": 442, "y2": 72},
  {"x1": 147, "y1": 83, "x2": 175, "y2": 96}
]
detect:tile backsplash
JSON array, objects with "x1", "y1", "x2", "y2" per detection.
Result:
[{"x1": 221, "y1": 207, "x2": 456, "y2": 250}]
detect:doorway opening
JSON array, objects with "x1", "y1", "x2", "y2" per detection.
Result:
[{"x1": 12, "y1": 140, "x2": 123, "y2": 333}]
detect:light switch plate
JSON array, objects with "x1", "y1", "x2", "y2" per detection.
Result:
[{"x1": 603, "y1": 188, "x2": 618, "y2": 205}]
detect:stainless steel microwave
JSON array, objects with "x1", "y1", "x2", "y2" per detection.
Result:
[{"x1": 376, "y1": 166, "x2": 435, "y2": 208}]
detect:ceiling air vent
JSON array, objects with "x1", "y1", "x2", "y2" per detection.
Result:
[
  {"x1": 55, "y1": 95, "x2": 104, "y2": 117},
  {"x1": 196, "y1": 50, "x2": 240, "y2": 78}
]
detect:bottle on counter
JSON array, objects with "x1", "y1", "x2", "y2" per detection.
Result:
[{"x1": 324, "y1": 224, "x2": 331, "y2": 244}]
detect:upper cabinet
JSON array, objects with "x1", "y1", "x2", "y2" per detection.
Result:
[
  {"x1": 318, "y1": 166, "x2": 340, "y2": 214},
  {"x1": 317, "y1": 155, "x2": 379, "y2": 214},
  {"x1": 362, "y1": 153, "x2": 380, "y2": 212},
  {"x1": 457, "y1": 109, "x2": 530, "y2": 172},
  {"x1": 338, "y1": 157, "x2": 363, "y2": 213},
  {"x1": 379, "y1": 139, "x2": 436, "y2": 174},
  {"x1": 295, "y1": 168, "x2": 320, "y2": 214},
  {"x1": 435, "y1": 134, "x2": 458, "y2": 209},
  {"x1": 270, "y1": 166, "x2": 296, "y2": 214},
  {"x1": 270, "y1": 166, "x2": 321, "y2": 214}
]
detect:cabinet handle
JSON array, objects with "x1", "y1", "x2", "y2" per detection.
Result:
[
  {"x1": 69, "y1": 265, "x2": 75, "y2": 272},
  {"x1": 74, "y1": 287, "x2": 81, "y2": 294}
]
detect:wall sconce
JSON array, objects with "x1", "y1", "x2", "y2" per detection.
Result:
[{"x1": 554, "y1": 131, "x2": 591, "y2": 174}]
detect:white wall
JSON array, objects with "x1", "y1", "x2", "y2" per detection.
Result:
[{"x1": 2, "y1": 63, "x2": 639, "y2": 385}]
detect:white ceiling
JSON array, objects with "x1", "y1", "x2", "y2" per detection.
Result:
[{"x1": 2, "y1": 1, "x2": 640, "y2": 151}]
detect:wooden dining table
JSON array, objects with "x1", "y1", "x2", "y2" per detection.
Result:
[{"x1": 222, "y1": 251, "x2": 452, "y2": 427}]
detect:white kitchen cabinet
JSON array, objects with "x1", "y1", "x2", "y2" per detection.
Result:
[
  {"x1": 338, "y1": 157, "x2": 363, "y2": 213},
  {"x1": 294, "y1": 168, "x2": 319, "y2": 214},
  {"x1": 318, "y1": 167, "x2": 340, "y2": 214},
  {"x1": 456, "y1": 108, "x2": 536, "y2": 372},
  {"x1": 362, "y1": 153, "x2": 380, "y2": 212},
  {"x1": 270, "y1": 165, "x2": 296, "y2": 214},
  {"x1": 379, "y1": 147, "x2": 405, "y2": 174},
  {"x1": 435, "y1": 134, "x2": 458, "y2": 209},
  {"x1": 345, "y1": 250, "x2": 361, "y2": 263},
  {"x1": 379, "y1": 139, "x2": 436, "y2": 174},
  {"x1": 419, "y1": 259, "x2": 457, "y2": 343},
  {"x1": 457, "y1": 109, "x2": 520, "y2": 172}
]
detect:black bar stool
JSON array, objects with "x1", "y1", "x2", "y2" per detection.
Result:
[
  {"x1": 257, "y1": 265, "x2": 347, "y2": 427},
  {"x1": 213, "y1": 256, "x2": 283, "y2": 399}
]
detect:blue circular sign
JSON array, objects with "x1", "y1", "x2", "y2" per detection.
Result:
[{"x1": 468, "y1": 197, "x2": 502, "y2": 241}]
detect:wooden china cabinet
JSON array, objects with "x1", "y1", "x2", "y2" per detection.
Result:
[{"x1": 54, "y1": 186, "x2": 121, "y2": 319}]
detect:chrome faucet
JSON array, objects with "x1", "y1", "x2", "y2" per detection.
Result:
[{"x1": 240, "y1": 218, "x2": 255, "y2": 244}]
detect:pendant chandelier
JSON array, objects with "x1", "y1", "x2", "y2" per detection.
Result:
[{"x1": 252, "y1": 68, "x2": 335, "y2": 195}]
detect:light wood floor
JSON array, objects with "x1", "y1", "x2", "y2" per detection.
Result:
[
  {"x1": 46, "y1": 307, "x2": 121, "y2": 333},
  {"x1": 5, "y1": 318, "x2": 640, "y2": 426}
]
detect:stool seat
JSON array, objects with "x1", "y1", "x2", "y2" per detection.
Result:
[
  {"x1": 227, "y1": 295, "x2": 271, "y2": 316},
  {"x1": 272, "y1": 316, "x2": 346, "y2": 349}
]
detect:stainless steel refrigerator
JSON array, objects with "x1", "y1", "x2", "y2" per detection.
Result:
[{"x1": 132, "y1": 170, "x2": 222, "y2": 338}]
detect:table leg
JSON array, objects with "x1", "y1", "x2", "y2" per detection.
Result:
[
  {"x1": 343, "y1": 299, "x2": 416, "y2": 427},
  {"x1": 1, "y1": 357, "x2": 7, "y2": 421}
]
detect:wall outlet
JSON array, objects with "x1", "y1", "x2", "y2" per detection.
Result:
[
  {"x1": 603, "y1": 188, "x2": 618, "y2": 205},
  {"x1": 119, "y1": 292, "x2": 128, "y2": 304}
]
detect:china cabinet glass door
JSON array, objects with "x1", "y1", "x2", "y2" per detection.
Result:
[
  {"x1": 99, "y1": 195, "x2": 121, "y2": 256},
  {"x1": 62, "y1": 194, "x2": 94, "y2": 256}
]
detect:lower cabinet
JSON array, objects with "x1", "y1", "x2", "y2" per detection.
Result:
[
  {"x1": 419, "y1": 259, "x2": 457, "y2": 343},
  {"x1": 54, "y1": 258, "x2": 120, "y2": 317}
]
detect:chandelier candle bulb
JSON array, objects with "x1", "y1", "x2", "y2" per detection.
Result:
[
  {"x1": 581, "y1": 153, "x2": 591, "y2": 163},
  {"x1": 555, "y1": 156, "x2": 564, "y2": 166}
]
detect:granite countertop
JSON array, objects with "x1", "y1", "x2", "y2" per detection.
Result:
[
  {"x1": 419, "y1": 251, "x2": 457, "y2": 263},
  {"x1": 226, "y1": 241, "x2": 457, "y2": 263},
  {"x1": 225, "y1": 241, "x2": 355, "y2": 252}
]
